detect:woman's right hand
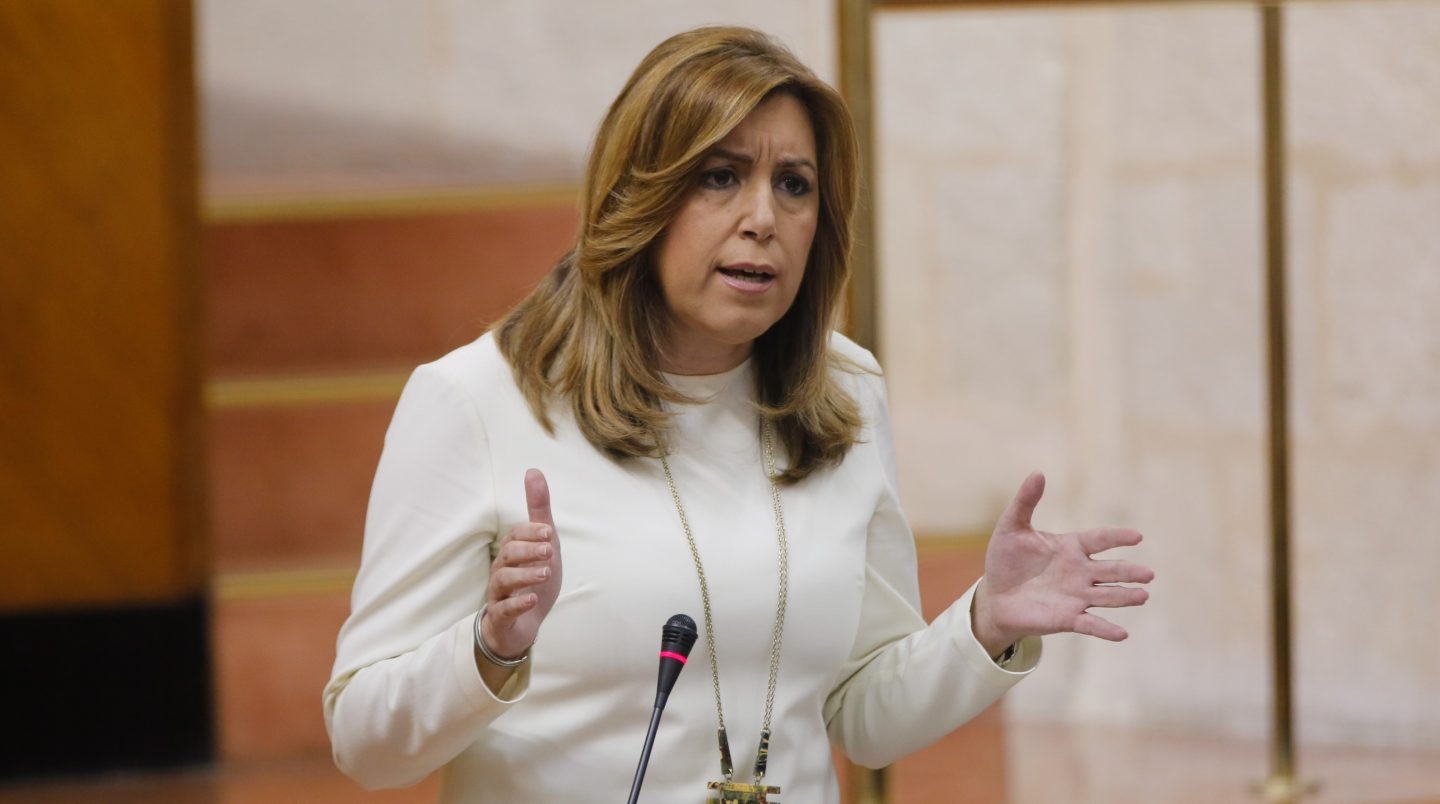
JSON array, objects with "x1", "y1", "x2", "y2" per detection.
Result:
[{"x1": 477, "y1": 468, "x2": 564, "y2": 677}]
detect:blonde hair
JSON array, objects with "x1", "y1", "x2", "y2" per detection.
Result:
[{"x1": 494, "y1": 26, "x2": 862, "y2": 483}]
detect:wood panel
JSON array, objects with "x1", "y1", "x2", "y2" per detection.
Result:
[{"x1": 0, "y1": 0, "x2": 202, "y2": 610}]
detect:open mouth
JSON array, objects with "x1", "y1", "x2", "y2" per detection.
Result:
[{"x1": 717, "y1": 265, "x2": 775, "y2": 285}]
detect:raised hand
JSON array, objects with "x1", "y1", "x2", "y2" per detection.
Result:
[
  {"x1": 478, "y1": 469, "x2": 564, "y2": 670},
  {"x1": 971, "y1": 472, "x2": 1154, "y2": 658}
]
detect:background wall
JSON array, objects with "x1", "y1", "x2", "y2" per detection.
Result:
[{"x1": 197, "y1": 0, "x2": 1440, "y2": 767}]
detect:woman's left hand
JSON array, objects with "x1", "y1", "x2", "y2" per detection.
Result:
[{"x1": 971, "y1": 471, "x2": 1155, "y2": 658}]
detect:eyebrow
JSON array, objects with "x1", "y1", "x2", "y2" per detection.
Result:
[{"x1": 707, "y1": 147, "x2": 818, "y2": 174}]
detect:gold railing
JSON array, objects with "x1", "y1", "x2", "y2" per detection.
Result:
[{"x1": 204, "y1": 182, "x2": 578, "y2": 224}]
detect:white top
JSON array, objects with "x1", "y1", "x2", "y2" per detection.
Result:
[{"x1": 324, "y1": 332, "x2": 1039, "y2": 803}]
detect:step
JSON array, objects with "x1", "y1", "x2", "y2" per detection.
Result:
[
  {"x1": 207, "y1": 395, "x2": 397, "y2": 574},
  {"x1": 205, "y1": 193, "x2": 577, "y2": 376}
]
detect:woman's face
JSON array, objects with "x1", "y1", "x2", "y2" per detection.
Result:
[{"x1": 653, "y1": 92, "x2": 820, "y2": 375}]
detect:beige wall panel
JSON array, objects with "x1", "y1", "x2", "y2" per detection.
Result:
[
  {"x1": 876, "y1": 1, "x2": 1440, "y2": 752},
  {"x1": 198, "y1": 0, "x2": 836, "y2": 194},
  {"x1": 1286, "y1": 0, "x2": 1440, "y2": 749}
]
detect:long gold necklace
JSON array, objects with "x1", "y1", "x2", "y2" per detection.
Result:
[{"x1": 659, "y1": 420, "x2": 789, "y2": 804}]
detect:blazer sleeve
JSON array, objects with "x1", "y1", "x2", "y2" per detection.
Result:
[
  {"x1": 322, "y1": 363, "x2": 528, "y2": 789},
  {"x1": 821, "y1": 359, "x2": 1041, "y2": 768}
]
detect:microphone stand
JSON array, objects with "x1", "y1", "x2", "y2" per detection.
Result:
[{"x1": 626, "y1": 700, "x2": 668, "y2": 804}]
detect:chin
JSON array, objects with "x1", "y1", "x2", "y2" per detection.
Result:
[{"x1": 713, "y1": 320, "x2": 780, "y2": 347}]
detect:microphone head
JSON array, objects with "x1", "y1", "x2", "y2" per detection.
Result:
[{"x1": 660, "y1": 614, "x2": 698, "y2": 659}]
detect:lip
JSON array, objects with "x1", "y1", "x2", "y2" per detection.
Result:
[
  {"x1": 718, "y1": 262, "x2": 776, "y2": 276},
  {"x1": 716, "y1": 262, "x2": 777, "y2": 294}
]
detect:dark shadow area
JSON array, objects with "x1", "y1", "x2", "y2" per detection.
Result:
[{"x1": 0, "y1": 598, "x2": 214, "y2": 782}]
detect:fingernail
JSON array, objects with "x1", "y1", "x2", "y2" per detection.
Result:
[
  {"x1": 538, "y1": 545, "x2": 551, "y2": 558},
  {"x1": 537, "y1": 567, "x2": 549, "y2": 579}
]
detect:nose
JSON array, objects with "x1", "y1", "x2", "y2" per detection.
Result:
[{"x1": 739, "y1": 183, "x2": 776, "y2": 242}]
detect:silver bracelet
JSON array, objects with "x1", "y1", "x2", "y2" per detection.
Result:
[
  {"x1": 995, "y1": 642, "x2": 1018, "y2": 667},
  {"x1": 474, "y1": 604, "x2": 530, "y2": 668}
]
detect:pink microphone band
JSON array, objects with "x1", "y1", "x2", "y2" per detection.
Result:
[{"x1": 658, "y1": 651, "x2": 688, "y2": 664}]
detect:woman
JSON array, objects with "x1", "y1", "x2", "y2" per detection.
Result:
[{"x1": 324, "y1": 26, "x2": 1153, "y2": 803}]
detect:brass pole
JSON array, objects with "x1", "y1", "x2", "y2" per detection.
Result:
[
  {"x1": 1261, "y1": 0, "x2": 1293, "y2": 779},
  {"x1": 1258, "y1": 2, "x2": 1314, "y2": 801},
  {"x1": 837, "y1": 1, "x2": 887, "y2": 801},
  {"x1": 838, "y1": 0, "x2": 880, "y2": 355},
  {"x1": 850, "y1": 760, "x2": 888, "y2": 804}
]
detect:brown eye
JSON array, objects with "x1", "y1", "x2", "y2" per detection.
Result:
[
  {"x1": 700, "y1": 168, "x2": 738, "y2": 189},
  {"x1": 778, "y1": 174, "x2": 812, "y2": 196}
]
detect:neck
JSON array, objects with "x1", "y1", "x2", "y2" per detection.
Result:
[{"x1": 658, "y1": 340, "x2": 752, "y2": 376}]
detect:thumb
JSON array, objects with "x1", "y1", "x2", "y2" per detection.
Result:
[
  {"x1": 524, "y1": 468, "x2": 555, "y2": 529},
  {"x1": 997, "y1": 471, "x2": 1045, "y2": 532}
]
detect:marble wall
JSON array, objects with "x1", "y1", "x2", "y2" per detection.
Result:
[
  {"x1": 200, "y1": 0, "x2": 1440, "y2": 752},
  {"x1": 876, "y1": 2, "x2": 1440, "y2": 750}
]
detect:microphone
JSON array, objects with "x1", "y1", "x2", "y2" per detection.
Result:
[
  {"x1": 654, "y1": 613, "x2": 698, "y2": 710},
  {"x1": 626, "y1": 614, "x2": 698, "y2": 804}
]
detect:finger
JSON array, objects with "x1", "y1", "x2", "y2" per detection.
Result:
[
  {"x1": 481, "y1": 593, "x2": 539, "y2": 659},
  {"x1": 997, "y1": 471, "x2": 1045, "y2": 532},
  {"x1": 525, "y1": 468, "x2": 555, "y2": 529},
  {"x1": 485, "y1": 591, "x2": 539, "y2": 621},
  {"x1": 498, "y1": 538, "x2": 555, "y2": 567},
  {"x1": 488, "y1": 565, "x2": 552, "y2": 599},
  {"x1": 495, "y1": 522, "x2": 555, "y2": 558},
  {"x1": 1072, "y1": 611, "x2": 1128, "y2": 642},
  {"x1": 1077, "y1": 527, "x2": 1142, "y2": 556},
  {"x1": 1086, "y1": 585, "x2": 1150, "y2": 608},
  {"x1": 1090, "y1": 560, "x2": 1156, "y2": 585}
]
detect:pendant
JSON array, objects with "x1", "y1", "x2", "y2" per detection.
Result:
[{"x1": 707, "y1": 780, "x2": 781, "y2": 803}]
